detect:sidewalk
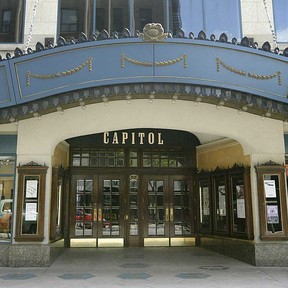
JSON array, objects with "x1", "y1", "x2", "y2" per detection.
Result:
[{"x1": 0, "y1": 247, "x2": 288, "y2": 288}]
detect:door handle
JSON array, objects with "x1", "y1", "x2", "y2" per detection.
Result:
[
  {"x1": 165, "y1": 208, "x2": 169, "y2": 221},
  {"x1": 98, "y1": 208, "x2": 102, "y2": 222},
  {"x1": 170, "y1": 207, "x2": 174, "y2": 222},
  {"x1": 93, "y1": 208, "x2": 97, "y2": 221}
]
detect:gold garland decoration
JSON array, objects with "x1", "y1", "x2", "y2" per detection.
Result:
[
  {"x1": 121, "y1": 53, "x2": 187, "y2": 68},
  {"x1": 216, "y1": 57, "x2": 281, "y2": 85},
  {"x1": 26, "y1": 57, "x2": 93, "y2": 86}
]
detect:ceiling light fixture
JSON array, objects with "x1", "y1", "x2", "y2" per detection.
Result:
[
  {"x1": 149, "y1": 91, "x2": 155, "y2": 103},
  {"x1": 172, "y1": 94, "x2": 178, "y2": 104},
  {"x1": 126, "y1": 93, "x2": 131, "y2": 104},
  {"x1": 216, "y1": 100, "x2": 225, "y2": 109},
  {"x1": 79, "y1": 98, "x2": 86, "y2": 110},
  {"x1": 102, "y1": 95, "x2": 108, "y2": 105}
]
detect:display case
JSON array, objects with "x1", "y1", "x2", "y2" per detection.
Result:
[
  {"x1": 15, "y1": 162, "x2": 48, "y2": 242},
  {"x1": 198, "y1": 165, "x2": 253, "y2": 239},
  {"x1": 255, "y1": 162, "x2": 288, "y2": 240}
]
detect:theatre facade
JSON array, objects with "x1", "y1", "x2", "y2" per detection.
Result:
[{"x1": 1, "y1": 0, "x2": 288, "y2": 267}]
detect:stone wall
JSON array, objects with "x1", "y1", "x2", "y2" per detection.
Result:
[
  {"x1": 0, "y1": 240, "x2": 65, "y2": 267},
  {"x1": 200, "y1": 236, "x2": 288, "y2": 266}
]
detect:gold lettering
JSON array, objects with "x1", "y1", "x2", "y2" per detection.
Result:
[
  {"x1": 148, "y1": 132, "x2": 154, "y2": 144},
  {"x1": 158, "y1": 133, "x2": 164, "y2": 145},
  {"x1": 122, "y1": 132, "x2": 128, "y2": 144},
  {"x1": 112, "y1": 132, "x2": 119, "y2": 144},
  {"x1": 138, "y1": 133, "x2": 145, "y2": 144},
  {"x1": 131, "y1": 132, "x2": 135, "y2": 144},
  {"x1": 103, "y1": 132, "x2": 109, "y2": 144}
]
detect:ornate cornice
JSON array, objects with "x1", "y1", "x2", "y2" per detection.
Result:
[
  {"x1": 2, "y1": 83, "x2": 288, "y2": 124},
  {"x1": 2, "y1": 26, "x2": 288, "y2": 61}
]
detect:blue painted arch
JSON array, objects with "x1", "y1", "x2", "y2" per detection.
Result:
[{"x1": 1, "y1": 32, "x2": 288, "y2": 123}]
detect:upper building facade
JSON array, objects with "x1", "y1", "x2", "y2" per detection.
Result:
[{"x1": 0, "y1": 0, "x2": 288, "y2": 267}]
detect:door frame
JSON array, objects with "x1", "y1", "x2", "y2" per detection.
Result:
[{"x1": 69, "y1": 170, "x2": 196, "y2": 247}]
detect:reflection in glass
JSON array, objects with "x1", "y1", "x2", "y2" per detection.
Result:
[
  {"x1": 170, "y1": 0, "x2": 203, "y2": 36},
  {"x1": 129, "y1": 178, "x2": 138, "y2": 235},
  {"x1": 173, "y1": 180, "x2": 191, "y2": 236},
  {"x1": 0, "y1": 0, "x2": 24, "y2": 43},
  {"x1": 0, "y1": 154, "x2": 15, "y2": 240},
  {"x1": 148, "y1": 180, "x2": 164, "y2": 236},
  {"x1": 203, "y1": 0, "x2": 241, "y2": 39},
  {"x1": 133, "y1": 0, "x2": 165, "y2": 32},
  {"x1": 75, "y1": 179, "x2": 93, "y2": 236},
  {"x1": 273, "y1": 0, "x2": 288, "y2": 42},
  {"x1": 102, "y1": 179, "x2": 120, "y2": 236}
]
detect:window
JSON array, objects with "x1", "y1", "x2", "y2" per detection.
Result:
[
  {"x1": 96, "y1": 8, "x2": 105, "y2": 32},
  {"x1": 273, "y1": 0, "x2": 288, "y2": 42},
  {"x1": 169, "y1": 0, "x2": 241, "y2": 38},
  {"x1": 72, "y1": 148, "x2": 125, "y2": 167},
  {"x1": 0, "y1": 157, "x2": 16, "y2": 242},
  {"x1": 0, "y1": 0, "x2": 24, "y2": 43},
  {"x1": 59, "y1": 0, "x2": 241, "y2": 40},
  {"x1": 203, "y1": 0, "x2": 242, "y2": 39},
  {"x1": 0, "y1": 135, "x2": 17, "y2": 243},
  {"x1": 2, "y1": 10, "x2": 11, "y2": 33},
  {"x1": 61, "y1": 9, "x2": 78, "y2": 32},
  {"x1": 142, "y1": 149, "x2": 185, "y2": 168},
  {"x1": 113, "y1": 8, "x2": 123, "y2": 33},
  {"x1": 134, "y1": 0, "x2": 165, "y2": 32},
  {"x1": 139, "y1": 9, "x2": 152, "y2": 31}
]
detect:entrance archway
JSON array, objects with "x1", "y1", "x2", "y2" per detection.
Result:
[{"x1": 67, "y1": 129, "x2": 199, "y2": 247}]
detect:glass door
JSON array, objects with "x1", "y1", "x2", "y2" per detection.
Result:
[
  {"x1": 71, "y1": 176, "x2": 95, "y2": 245},
  {"x1": 169, "y1": 176, "x2": 195, "y2": 246},
  {"x1": 97, "y1": 175, "x2": 125, "y2": 247},
  {"x1": 142, "y1": 175, "x2": 194, "y2": 246},
  {"x1": 143, "y1": 175, "x2": 169, "y2": 246},
  {"x1": 70, "y1": 175, "x2": 125, "y2": 247}
]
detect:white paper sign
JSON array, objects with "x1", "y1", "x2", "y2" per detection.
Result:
[
  {"x1": 267, "y1": 205, "x2": 279, "y2": 224},
  {"x1": 25, "y1": 203, "x2": 37, "y2": 221},
  {"x1": 237, "y1": 199, "x2": 246, "y2": 218},
  {"x1": 26, "y1": 180, "x2": 38, "y2": 198},
  {"x1": 202, "y1": 187, "x2": 210, "y2": 216},
  {"x1": 218, "y1": 185, "x2": 226, "y2": 216},
  {"x1": 264, "y1": 180, "x2": 277, "y2": 198}
]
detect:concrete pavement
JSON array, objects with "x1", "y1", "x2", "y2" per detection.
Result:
[{"x1": 0, "y1": 247, "x2": 288, "y2": 288}]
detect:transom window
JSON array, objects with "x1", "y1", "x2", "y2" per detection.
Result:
[
  {"x1": 72, "y1": 148, "x2": 125, "y2": 167},
  {"x1": 71, "y1": 148, "x2": 188, "y2": 168}
]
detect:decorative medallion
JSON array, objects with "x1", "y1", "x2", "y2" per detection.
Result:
[{"x1": 139, "y1": 23, "x2": 168, "y2": 42}]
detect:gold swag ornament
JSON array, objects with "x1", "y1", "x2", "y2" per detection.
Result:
[{"x1": 140, "y1": 23, "x2": 168, "y2": 42}]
